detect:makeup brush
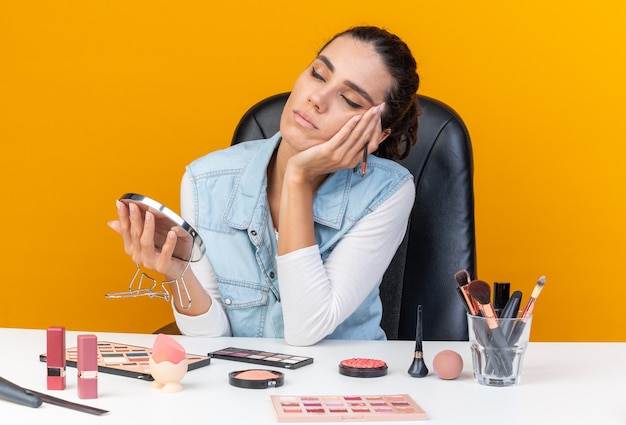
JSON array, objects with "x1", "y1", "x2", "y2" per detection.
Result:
[
  {"x1": 467, "y1": 280, "x2": 500, "y2": 326},
  {"x1": 0, "y1": 376, "x2": 42, "y2": 408},
  {"x1": 508, "y1": 276, "x2": 546, "y2": 345},
  {"x1": 0, "y1": 376, "x2": 107, "y2": 415},
  {"x1": 520, "y1": 275, "x2": 546, "y2": 318},
  {"x1": 454, "y1": 269, "x2": 470, "y2": 285},
  {"x1": 467, "y1": 280, "x2": 513, "y2": 377},
  {"x1": 454, "y1": 269, "x2": 480, "y2": 315},
  {"x1": 454, "y1": 287, "x2": 472, "y2": 314},
  {"x1": 500, "y1": 290, "x2": 523, "y2": 339},
  {"x1": 408, "y1": 305, "x2": 429, "y2": 378},
  {"x1": 500, "y1": 290, "x2": 523, "y2": 320},
  {"x1": 360, "y1": 141, "x2": 369, "y2": 177}
]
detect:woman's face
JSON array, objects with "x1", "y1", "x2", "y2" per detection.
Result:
[{"x1": 279, "y1": 35, "x2": 393, "y2": 151}]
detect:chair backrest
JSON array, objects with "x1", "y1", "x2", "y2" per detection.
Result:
[{"x1": 232, "y1": 93, "x2": 477, "y2": 341}]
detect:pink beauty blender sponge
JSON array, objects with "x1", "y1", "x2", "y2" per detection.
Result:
[
  {"x1": 149, "y1": 333, "x2": 188, "y2": 393},
  {"x1": 432, "y1": 350, "x2": 463, "y2": 380}
]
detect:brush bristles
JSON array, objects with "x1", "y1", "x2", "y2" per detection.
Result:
[
  {"x1": 531, "y1": 275, "x2": 546, "y2": 298},
  {"x1": 466, "y1": 280, "x2": 491, "y2": 304},
  {"x1": 454, "y1": 270, "x2": 471, "y2": 286}
]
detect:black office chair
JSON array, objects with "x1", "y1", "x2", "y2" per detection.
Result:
[{"x1": 231, "y1": 92, "x2": 477, "y2": 341}]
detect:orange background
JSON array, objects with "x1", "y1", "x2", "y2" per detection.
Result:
[{"x1": 1, "y1": 1, "x2": 625, "y2": 341}]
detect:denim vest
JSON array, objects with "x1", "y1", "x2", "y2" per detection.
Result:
[{"x1": 186, "y1": 133, "x2": 413, "y2": 340}]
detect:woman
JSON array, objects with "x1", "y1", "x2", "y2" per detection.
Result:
[{"x1": 110, "y1": 26, "x2": 420, "y2": 346}]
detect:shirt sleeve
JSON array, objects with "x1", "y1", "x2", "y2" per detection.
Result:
[
  {"x1": 172, "y1": 171, "x2": 232, "y2": 337},
  {"x1": 277, "y1": 179, "x2": 415, "y2": 346}
]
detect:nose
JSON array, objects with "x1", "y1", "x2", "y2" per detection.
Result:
[
  {"x1": 308, "y1": 95, "x2": 322, "y2": 112},
  {"x1": 308, "y1": 87, "x2": 330, "y2": 113},
  {"x1": 308, "y1": 97, "x2": 320, "y2": 111}
]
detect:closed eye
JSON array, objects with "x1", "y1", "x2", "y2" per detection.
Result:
[
  {"x1": 311, "y1": 67, "x2": 325, "y2": 82},
  {"x1": 342, "y1": 95, "x2": 362, "y2": 109},
  {"x1": 311, "y1": 65, "x2": 363, "y2": 109}
]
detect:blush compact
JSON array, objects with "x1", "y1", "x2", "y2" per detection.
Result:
[
  {"x1": 228, "y1": 369, "x2": 284, "y2": 389},
  {"x1": 338, "y1": 358, "x2": 388, "y2": 378}
]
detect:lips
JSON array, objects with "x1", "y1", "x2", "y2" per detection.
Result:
[{"x1": 293, "y1": 111, "x2": 317, "y2": 129}]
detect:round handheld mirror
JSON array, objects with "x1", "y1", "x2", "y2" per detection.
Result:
[{"x1": 119, "y1": 193, "x2": 205, "y2": 262}]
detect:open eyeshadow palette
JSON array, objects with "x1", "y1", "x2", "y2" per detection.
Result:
[
  {"x1": 270, "y1": 394, "x2": 427, "y2": 422},
  {"x1": 39, "y1": 341, "x2": 211, "y2": 381},
  {"x1": 208, "y1": 347, "x2": 313, "y2": 369}
]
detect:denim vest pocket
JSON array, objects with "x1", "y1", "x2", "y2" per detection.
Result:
[{"x1": 218, "y1": 278, "x2": 270, "y2": 337}]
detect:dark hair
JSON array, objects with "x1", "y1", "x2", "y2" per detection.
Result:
[{"x1": 320, "y1": 26, "x2": 420, "y2": 160}]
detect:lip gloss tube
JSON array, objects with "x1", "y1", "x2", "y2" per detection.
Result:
[
  {"x1": 46, "y1": 326, "x2": 66, "y2": 390},
  {"x1": 77, "y1": 334, "x2": 98, "y2": 399}
]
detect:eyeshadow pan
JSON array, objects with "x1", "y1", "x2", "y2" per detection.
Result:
[{"x1": 280, "y1": 397, "x2": 300, "y2": 406}]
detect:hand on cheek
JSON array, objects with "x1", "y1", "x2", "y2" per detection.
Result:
[{"x1": 286, "y1": 103, "x2": 386, "y2": 183}]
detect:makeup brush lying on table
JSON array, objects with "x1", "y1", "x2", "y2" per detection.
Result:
[
  {"x1": 467, "y1": 279, "x2": 513, "y2": 377},
  {"x1": 0, "y1": 376, "x2": 108, "y2": 415}
]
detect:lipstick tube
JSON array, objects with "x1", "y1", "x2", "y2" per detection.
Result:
[
  {"x1": 46, "y1": 326, "x2": 66, "y2": 390},
  {"x1": 77, "y1": 334, "x2": 98, "y2": 399}
]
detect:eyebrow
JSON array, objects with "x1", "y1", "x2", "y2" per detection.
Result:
[{"x1": 316, "y1": 54, "x2": 375, "y2": 106}]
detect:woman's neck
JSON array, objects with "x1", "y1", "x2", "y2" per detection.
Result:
[{"x1": 266, "y1": 140, "x2": 328, "y2": 231}]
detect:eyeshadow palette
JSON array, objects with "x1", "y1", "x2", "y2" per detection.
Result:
[
  {"x1": 270, "y1": 394, "x2": 427, "y2": 422},
  {"x1": 39, "y1": 341, "x2": 211, "y2": 381},
  {"x1": 208, "y1": 347, "x2": 313, "y2": 369}
]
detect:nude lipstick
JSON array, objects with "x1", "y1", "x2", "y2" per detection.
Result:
[{"x1": 77, "y1": 334, "x2": 98, "y2": 399}]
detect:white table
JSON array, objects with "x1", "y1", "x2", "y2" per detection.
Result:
[{"x1": 0, "y1": 328, "x2": 623, "y2": 424}]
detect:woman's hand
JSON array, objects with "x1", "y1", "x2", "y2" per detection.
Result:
[
  {"x1": 276, "y1": 103, "x2": 387, "y2": 255},
  {"x1": 108, "y1": 200, "x2": 187, "y2": 280},
  {"x1": 288, "y1": 103, "x2": 387, "y2": 184}
]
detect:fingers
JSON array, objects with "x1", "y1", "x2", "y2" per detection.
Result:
[
  {"x1": 358, "y1": 103, "x2": 386, "y2": 152},
  {"x1": 157, "y1": 230, "x2": 179, "y2": 272},
  {"x1": 337, "y1": 103, "x2": 385, "y2": 163},
  {"x1": 107, "y1": 219, "x2": 121, "y2": 234},
  {"x1": 287, "y1": 103, "x2": 387, "y2": 179},
  {"x1": 128, "y1": 201, "x2": 146, "y2": 263},
  {"x1": 139, "y1": 210, "x2": 156, "y2": 265},
  {"x1": 115, "y1": 200, "x2": 134, "y2": 256},
  {"x1": 112, "y1": 199, "x2": 183, "y2": 276}
]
